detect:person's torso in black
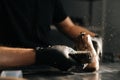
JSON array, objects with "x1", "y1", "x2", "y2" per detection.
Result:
[{"x1": 0, "y1": 0, "x2": 66, "y2": 48}]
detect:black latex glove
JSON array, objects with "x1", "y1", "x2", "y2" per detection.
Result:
[{"x1": 35, "y1": 45, "x2": 79, "y2": 71}]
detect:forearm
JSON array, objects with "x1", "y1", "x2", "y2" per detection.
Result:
[
  {"x1": 63, "y1": 25, "x2": 96, "y2": 40},
  {"x1": 0, "y1": 46, "x2": 36, "y2": 67},
  {"x1": 58, "y1": 17, "x2": 96, "y2": 41}
]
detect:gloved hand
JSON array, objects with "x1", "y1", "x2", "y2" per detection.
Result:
[{"x1": 35, "y1": 45, "x2": 79, "y2": 71}]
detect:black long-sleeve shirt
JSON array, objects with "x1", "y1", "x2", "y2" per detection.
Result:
[{"x1": 0, "y1": 0, "x2": 67, "y2": 48}]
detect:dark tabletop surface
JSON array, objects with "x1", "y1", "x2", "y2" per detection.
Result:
[
  {"x1": 19, "y1": 63, "x2": 120, "y2": 80},
  {"x1": 0, "y1": 63, "x2": 120, "y2": 80}
]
